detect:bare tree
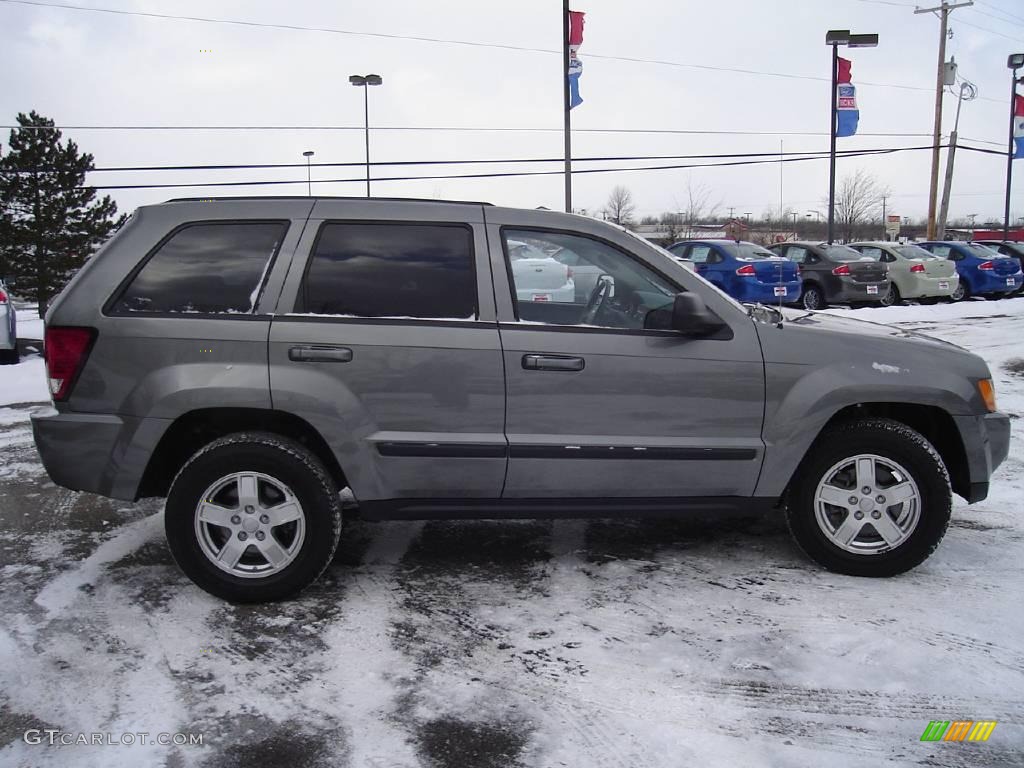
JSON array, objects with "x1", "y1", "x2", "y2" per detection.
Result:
[
  {"x1": 833, "y1": 170, "x2": 890, "y2": 243},
  {"x1": 680, "y1": 179, "x2": 721, "y2": 238},
  {"x1": 603, "y1": 186, "x2": 636, "y2": 228}
]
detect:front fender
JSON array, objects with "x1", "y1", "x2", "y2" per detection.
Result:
[{"x1": 753, "y1": 317, "x2": 989, "y2": 498}]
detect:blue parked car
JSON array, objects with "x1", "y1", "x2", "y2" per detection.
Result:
[
  {"x1": 666, "y1": 240, "x2": 801, "y2": 304},
  {"x1": 917, "y1": 241, "x2": 1023, "y2": 301}
]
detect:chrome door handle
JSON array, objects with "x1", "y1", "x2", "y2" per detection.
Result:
[
  {"x1": 522, "y1": 354, "x2": 585, "y2": 372},
  {"x1": 288, "y1": 345, "x2": 353, "y2": 363}
]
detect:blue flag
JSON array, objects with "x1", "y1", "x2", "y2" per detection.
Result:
[{"x1": 836, "y1": 57, "x2": 859, "y2": 138}]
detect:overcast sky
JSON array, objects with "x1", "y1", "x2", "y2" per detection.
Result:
[{"x1": 1, "y1": 0, "x2": 1022, "y2": 225}]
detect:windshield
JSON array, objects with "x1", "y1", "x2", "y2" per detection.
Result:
[
  {"x1": 825, "y1": 245, "x2": 871, "y2": 261},
  {"x1": 895, "y1": 245, "x2": 937, "y2": 260}
]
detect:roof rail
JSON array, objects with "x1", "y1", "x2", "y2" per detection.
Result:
[{"x1": 164, "y1": 195, "x2": 493, "y2": 206}]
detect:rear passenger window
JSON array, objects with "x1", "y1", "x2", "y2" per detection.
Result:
[
  {"x1": 112, "y1": 222, "x2": 287, "y2": 314},
  {"x1": 301, "y1": 223, "x2": 476, "y2": 319}
]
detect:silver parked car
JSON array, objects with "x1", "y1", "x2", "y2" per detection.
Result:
[
  {"x1": 0, "y1": 279, "x2": 17, "y2": 365},
  {"x1": 848, "y1": 242, "x2": 959, "y2": 306},
  {"x1": 31, "y1": 197, "x2": 1010, "y2": 601}
]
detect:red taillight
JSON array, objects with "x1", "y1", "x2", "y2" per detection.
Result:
[
  {"x1": 736, "y1": 264, "x2": 757, "y2": 276},
  {"x1": 832, "y1": 264, "x2": 851, "y2": 276},
  {"x1": 0, "y1": 290, "x2": 7, "y2": 302},
  {"x1": 978, "y1": 261, "x2": 994, "y2": 271},
  {"x1": 44, "y1": 327, "x2": 96, "y2": 402},
  {"x1": 910, "y1": 263, "x2": 926, "y2": 273}
]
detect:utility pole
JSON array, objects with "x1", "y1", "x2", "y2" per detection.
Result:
[
  {"x1": 915, "y1": 1, "x2": 972, "y2": 240},
  {"x1": 881, "y1": 194, "x2": 887, "y2": 240},
  {"x1": 728, "y1": 206, "x2": 735, "y2": 220}
]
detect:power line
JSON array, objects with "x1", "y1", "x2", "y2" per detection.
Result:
[
  {"x1": 0, "y1": 145, "x2": 931, "y2": 174},
  {"x1": 0, "y1": 0, "x2": 1003, "y2": 103},
  {"x1": 70, "y1": 145, "x2": 943, "y2": 191},
  {"x1": 0, "y1": 123, "x2": 938, "y2": 138},
  {"x1": 975, "y1": 0, "x2": 1024, "y2": 25}
]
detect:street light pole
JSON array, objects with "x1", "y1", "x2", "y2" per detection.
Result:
[
  {"x1": 825, "y1": 30, "x2": 878, "y2": 245},
  {"x1": 349, "y1": 74, "x2": 383, "y2": 198},
  {"x1": 1004, "y1": 55, "x2": 1024, "y2": 240},
  {"x1": 302, "y1": 150, "x2": 314, "y2": 196}
]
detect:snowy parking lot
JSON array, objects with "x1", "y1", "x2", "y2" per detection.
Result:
[{"x1": 1, "y1": 300, "x2": 1023, "y2": 767}]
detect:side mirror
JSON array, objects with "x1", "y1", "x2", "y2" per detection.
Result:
[{"x1": 645, "y1": 293, "x2": 729, "y2": 338}]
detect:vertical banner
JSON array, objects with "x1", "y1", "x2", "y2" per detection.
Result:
[
  {"x1": 836, "y1": 56, "x2": 859, "y2": 138},
  {"x1": 1013, "y1": 93, "x2": 1024, "y2": 159},
  {"x1": 568, "y1": 10, "x2": 585, "y2": 109}
]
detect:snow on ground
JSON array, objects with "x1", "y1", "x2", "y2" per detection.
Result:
[{"x1": 0, "y1": 298, "x2": 1022, "y2": 767}]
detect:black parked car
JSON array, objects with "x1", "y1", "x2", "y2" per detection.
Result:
[
  {"x1": 973, "y1": 241, "x2": 1024, "y2": 295},
  {"x1": 767, "y1": 241, "x2": 890, "y2": 310}
]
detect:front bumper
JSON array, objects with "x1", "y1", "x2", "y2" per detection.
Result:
[
  {"x1": 31, "y1": 409, "x2": 171, "y2": 500},
  {"x1": 953, "y1": 411, "x2": 1011, "y2": 503}
]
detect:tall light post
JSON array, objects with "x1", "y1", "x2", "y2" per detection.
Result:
[
  {"x1": 349, "y1": 73, "x2": 383, "y2": 198},
  {"x1": 302, "y1": 150, "x2": 314, "y2": 197},
  {"x1": 825, "y1": 30, "x2": 878, "y2": 245},
  {"x1": 1004, "y1": 54, "x2": 1024, "y2": 240}
]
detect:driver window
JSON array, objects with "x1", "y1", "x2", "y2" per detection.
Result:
[{"x1": 502, "y1": 229, "x2": 678, "y2": 330}]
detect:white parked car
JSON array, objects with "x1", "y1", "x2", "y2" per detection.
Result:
[
  {"x1": 0, "y1": 280, "x2": 17, "y2": 364},
  {"x1": 507, "y1": 239, "x2": 576, "y2": 303}
]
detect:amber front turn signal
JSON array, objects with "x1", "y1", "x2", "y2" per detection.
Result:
[{"x1": 977, "y1": 379, "x2": 997, "y2": 413}]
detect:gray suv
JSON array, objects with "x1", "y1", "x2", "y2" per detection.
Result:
[{"x1": 31, "y1": 198, "x2": 1010, "y2": 601}]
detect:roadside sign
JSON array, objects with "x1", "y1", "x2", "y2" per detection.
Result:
[{"x1": 886, "y1": 215, "x2": 901, "y2": 236}]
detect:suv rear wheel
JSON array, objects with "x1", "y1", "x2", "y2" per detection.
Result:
[
  {"x1": 786, "y1": 418, "x2": 951, "y2": 576},
  {"x1": 165, "y1": 432, "x2": 342, "y2": 602}
]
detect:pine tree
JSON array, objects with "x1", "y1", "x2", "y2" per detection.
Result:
[{"x1": 0, "y1": 111, "x2": 125, "y2": 316}]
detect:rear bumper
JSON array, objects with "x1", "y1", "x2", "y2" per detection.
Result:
[
  {"x1": 901, "y1": 274, "x2": 958, "y2": 298},
  {"x1": 953, "y1": 411, "x2": 1011, "y2": 503},
  {"x1": 31, "y1": 410, "x2": 171, "y2": 500},
  {"x1": 972, "y1": 272, "x2": 1022, "y2": 294},
  {"x1": 832, "y1": 278, "x2": 888, "y2": 303},
  {"x1": 735, "y1": 281, "x2": 802, "y2": 303}
]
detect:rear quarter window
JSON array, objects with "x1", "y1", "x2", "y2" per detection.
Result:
[
  {"x1": 300, "y1": 222, "x2": 477, "y2": 319},
  {"x1": 110, "y1": 221, "x2": 287, "y2": 314}
]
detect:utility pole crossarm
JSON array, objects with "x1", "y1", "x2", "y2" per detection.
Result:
[{"x1": 913, "y1": 1, "x2": 973, "y2": 14}]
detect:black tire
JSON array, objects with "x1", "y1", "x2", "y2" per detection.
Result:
[
  {"x1": 0, "y1": 347, "x2": 18, "y2": 365},
  {"x1": 786, "y1": 418, "x2": 952, "y2": 577},
  {"x1": 165, "y1": 432, "x2": 343, "y2": 602},
  {"x1": 801, "y1": 283, "x2": 826, "y2": 310},
  {"x1": 880, "y1": 283, "x2": 901, "y2": 307}
]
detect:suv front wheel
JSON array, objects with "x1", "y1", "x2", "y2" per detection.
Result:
[
  {"x1": 165, "y1": 432, "x2": 343, "y2": 602},
  {"x1": 786, "y1": 418, "x2": 951, "y2": 576}
]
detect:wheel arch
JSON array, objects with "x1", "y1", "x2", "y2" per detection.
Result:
[
  {"x1": 787, "y1": 403, "x2": 969, "y2": 502},
  {"x1": 137, "y1": 407, "x2": 347, "y2": 499}
]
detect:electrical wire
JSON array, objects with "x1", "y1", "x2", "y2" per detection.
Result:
[
  {"x1": 71, "y1": 145, "x2": 946, "y2": 191},
  {"x1": 0, "y1": 123, "x2": 938, "y2": 137},
  {"x1": 0, "y1": 0, "x2": 1003, "y2": 103}
]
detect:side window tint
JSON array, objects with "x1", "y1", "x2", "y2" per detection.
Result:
[
  {"x1": 688, "y1": 245, "x2": 711, "y2": 264},
  {"x1": 706, "y1": 248, "x2": 724, "y2": 264},
  {"x1": 113, "y1": 222, "x2": 287, "y2": 314},
  {"x1": 301, "y1": 223, "x2": 476, "y2": 319},
  {"x1": 502, "y1": 229, "x2": 678, "y2": 331},
  {"x1": 667, "y1": 243, "x2": 688, "y2": 256},
  {"x1": 929, "y1": 245, "x2": 950, "y2": 258}
]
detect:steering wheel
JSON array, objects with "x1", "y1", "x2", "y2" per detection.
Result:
[{"x1": 581, "y1": 275, "x2": 612, "y2": 325}]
